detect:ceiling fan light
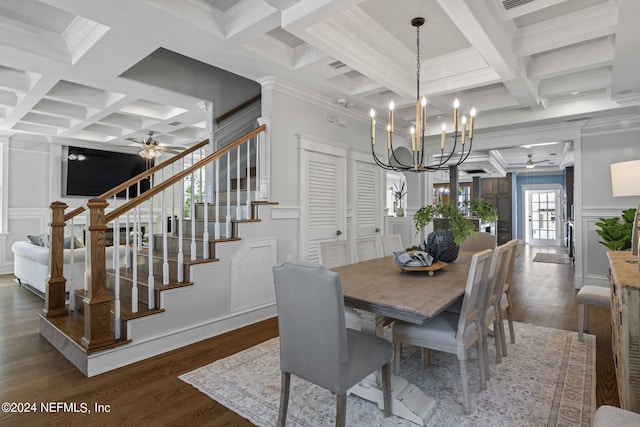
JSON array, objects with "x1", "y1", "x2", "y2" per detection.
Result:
[
  {"x1": 77, "y1": 153, "x2": 86, "y2": 161},
  {"x1": 526, "y1": 162, "x2": 535, "y2": 169}
]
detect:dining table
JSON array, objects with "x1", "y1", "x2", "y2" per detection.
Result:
[{"x1": 331, "y1": 250, "x2": 475, "y2": 426}]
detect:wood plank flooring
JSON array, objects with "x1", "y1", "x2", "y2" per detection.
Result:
[{"x1": 0, "y1": 245, "x2": 618, "y2": 426}]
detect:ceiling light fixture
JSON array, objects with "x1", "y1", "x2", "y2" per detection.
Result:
[
  {"x1": 369, "y1": 17, "x2": 476, "y2": 173},
  {"x1": 526, "y1": 154, "x2": 535, "y2": 169}
]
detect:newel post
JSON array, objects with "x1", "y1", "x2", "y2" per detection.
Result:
[
  {"x1": 81, "y1": 198, "x2": 115, "y2": 351},
  {"x1": 43, "y1": 201, "x2": 69, "y2": 317}
]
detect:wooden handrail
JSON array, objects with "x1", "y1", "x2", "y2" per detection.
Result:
[
  {"x1": 105, "y1": 124, "x2": 266, "y2": 223},
  {"x1": 215, "y1": 94, "x2": 261, "y2": 124},
  {"x1": 64, "y1": 139, "x2": 209, "y2": 221}
]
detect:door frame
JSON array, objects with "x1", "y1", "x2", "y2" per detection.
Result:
[{"x1": 522, "y1": 183, "x2": 563, "y2": 246}]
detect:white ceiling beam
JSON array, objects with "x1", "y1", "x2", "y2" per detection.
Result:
[
  {"x1": 224, "y1": 0, "x2": 280, "y2": 42},
  {"x1": 610, "y1": 0, "x2": 640, "y2": 101},
  {"x1": 528, "y1": 37, "x2": 614, "y2": 81},
  {"x1": 514, "y1": 1, "x2": 617, "y2": 57},
  {"x1": 436, "y1": 0, "x2": 540, "y2": 108},
  {"x1": 539, "y1": 68, "x2": 612, "y2": 98}
]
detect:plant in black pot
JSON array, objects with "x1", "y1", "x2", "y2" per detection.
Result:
[{"x1": 414, "y1": 198, "x2": 498, "y2": 262}]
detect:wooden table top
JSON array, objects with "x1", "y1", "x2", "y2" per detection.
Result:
[{"x1": 332, "y1": 251, "x2": 474, "y2": 325}]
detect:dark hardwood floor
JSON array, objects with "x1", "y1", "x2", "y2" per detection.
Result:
[{"x1": 0, "y1": 244, "x2": 618, "y2": 426}]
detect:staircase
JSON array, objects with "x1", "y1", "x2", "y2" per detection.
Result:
[{"x1": 39, "y1": 125, "x2": 278, "y2": 376}]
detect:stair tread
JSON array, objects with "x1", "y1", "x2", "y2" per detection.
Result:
[{"x1": 136, "y1": 247, "x2": 220, "y2": 264}]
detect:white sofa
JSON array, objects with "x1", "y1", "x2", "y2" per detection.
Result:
[{"x1": 11, "y1": 241, "x2": 125, "y2": 296}]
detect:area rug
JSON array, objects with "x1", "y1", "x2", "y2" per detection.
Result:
[
  {"x1": 180, "y1": 322, "x2": 595, "y2": 426},
  {"x1": 533, "y1": 252, "x2": 571, "y2": 265}
]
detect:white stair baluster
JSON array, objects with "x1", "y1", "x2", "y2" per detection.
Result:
[
  {"x1": 113, "y1": 217, "x2": 121, "y2": 340},
  {"x1": 201, "y1": 163, "x2": 209, "y2": 258},
  {"x1": 68, "y1": 217, "x2": 76, "y2": 312},
  {"x1": 226, "y1": 152, "x2": 231, "y2": 238},
  {"x1": 214, "y1": 158, "x2": 220, "y2": 240},
  {"x1": 246, "y1": 137, "x2": 251, "y2": 219},
  {"x1": 131, "y1": 205, "x2": 139, "y2": 313},
  {"x1": 161, "y1": 182, "x2": 169, "y2": 286},
  {"x1": 236, "y1": 146, "x2": 241, "y2": 220},
  {"x1": 177, "y1": 158, "x2": 184, "y2": 283},
  {"x1": 147, "y1": 197, "x2": 155, "y2": 309}
]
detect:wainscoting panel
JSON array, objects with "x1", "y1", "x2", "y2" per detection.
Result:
[{"x1": 230, "y1": 238, "x2": 277, "y2": 312}]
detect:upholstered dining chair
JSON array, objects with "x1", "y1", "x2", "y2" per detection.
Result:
[
  {"x1": 496, "y1": 239, "x2": 519, "y2": 356},
  {"x1": 318, "y1": 240, "x2": 361, "y2": 330},
  {"x1": 460, "y1": 232, "x2": 497, "y2": 252},
  {"x1": 354, "y1": 236, "x2": 381, "y2": 262},
  {"x1": 318, "y1": 240, "x2": 350, "y2": 268},
  {"x1": 392, "y1": 249, "x2": 493, "y2": 415},
  {"x1": 381, "y1": 234, "x2": 404, "y2": 256},
  {"x1": 273, "y1": 261, "x2": 393, "y2": 427}
]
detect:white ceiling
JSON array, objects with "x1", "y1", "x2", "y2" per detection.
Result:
[{"x1": 0, "y1": 0, "x2": 638, "y2": 176}]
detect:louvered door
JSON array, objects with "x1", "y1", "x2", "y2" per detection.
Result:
[
  {"x1": 354, "y1": 159, "x2": 382, "y2": 239},
  {"x1": 299, "y1": 138, "x2": 347, "y2": 263}
]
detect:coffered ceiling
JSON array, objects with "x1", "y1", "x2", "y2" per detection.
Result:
[{"x1": 0, "y1": 0, "x2": 638, "y2": 174}]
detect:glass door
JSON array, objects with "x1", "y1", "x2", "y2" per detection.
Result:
[{"x1": 526, "y1": 189, "x2": 561, "y2": 246}]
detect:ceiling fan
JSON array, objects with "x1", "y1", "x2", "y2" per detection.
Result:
[
  {"x1": 513, "y1": 154, "x2": 550, "y2": 169},
  {"x1": 126, "y1": 131, "x2": 184, "y2": 159}
]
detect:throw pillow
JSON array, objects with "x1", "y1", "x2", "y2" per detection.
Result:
[{"x1": 27, "y1": 233, "x2": 49, "y2": 247}]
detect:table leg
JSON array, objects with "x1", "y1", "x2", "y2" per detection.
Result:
[{"x1": 348, "y1": 310, "x2": 437, "y2": 426}]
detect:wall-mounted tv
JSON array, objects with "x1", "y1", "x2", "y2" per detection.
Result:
[{"x1": 62, "y1": 146, "x2": 153, "y2": 198}]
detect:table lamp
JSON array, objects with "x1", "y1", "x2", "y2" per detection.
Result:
[{"x1": 610, "y1": 160, "x2": 640, "y2": 266}]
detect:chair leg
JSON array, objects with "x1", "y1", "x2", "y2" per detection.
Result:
[
  {"x1": 578, "y1": 303, "x2": 585, "y2": 342},
  {"x1": 336, "y1": 394, "x2": 347, "y2": 427},
  {"x1": 381, "y1": 362, "x2": 392, "y2": 417},
  {"x1": 506, "y1": 303, "x2": 516, "y2": 344},
  {"x1": 480, "y1": 324, "x2": 490, "y2": 381},
  {"x1": 458, "y1": 358, "x2": 472, "y2": 415},
  {"x1": 278, "y1": 372, "x2": 290, "y2": 427},
  {"x1": 420, "y1": 348, "x2": 432, "y2": 368},
  {"x1": 493, "y1": 318, "x2": 502, "y2": 364},
  {"x1": 393, "y1": 339, "x2": 402, "y2": 374},
  {"x1": 498, "y1": 314, "x2": 508, "y2": 357}
]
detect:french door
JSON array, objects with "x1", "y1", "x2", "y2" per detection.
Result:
[{"x1": 525, "y1": 187, "x2": 562, "y2": 246}]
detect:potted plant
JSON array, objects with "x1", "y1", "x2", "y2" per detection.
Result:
[
  {"x1": 595, "y1": 208, "x2": 635, "y2": 250},
  {"x1": 413, "y1": 198, "x2": 498, "y2": 262},
  {"x1": 392, "y1": 182, "x2": 407, "y2": 217}
]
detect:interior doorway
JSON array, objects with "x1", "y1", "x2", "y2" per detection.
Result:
[{"x1": 523, "y1": 184, "x2": 562, "y2": 246}]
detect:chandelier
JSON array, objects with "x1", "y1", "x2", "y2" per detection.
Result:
[{"x1": 369, "y1": 17, "x2": 476, "y2": 173}]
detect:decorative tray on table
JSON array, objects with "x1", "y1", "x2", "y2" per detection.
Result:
[{"x1": 397, "y1": 260, "x2": 447, "y2": 275}]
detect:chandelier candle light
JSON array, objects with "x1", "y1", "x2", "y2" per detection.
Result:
[{"x1": 369, "y1": 17, "x2": 476, "y2": 173}]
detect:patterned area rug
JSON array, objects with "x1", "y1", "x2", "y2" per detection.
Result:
[
  {"x1": 533, "y1": 252, "x2": 572, "y2": 265},
  {"x1": 180, "y1": 322, "x2": 595, "y2": 426}
]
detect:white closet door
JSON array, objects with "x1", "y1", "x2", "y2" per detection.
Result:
[
  {"x1": 299, "y1": 137, "x2": 347, "y2": 263},
  {"x1": 353, "y1": 159, "x2": 381, "y2": 239}
]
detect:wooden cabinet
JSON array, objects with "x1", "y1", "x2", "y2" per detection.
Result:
[
  {"x1": 479, "y1": 174, "x2": 512, "y2": 245},
  {"x1": 608, "y1": 251, "x2": 640, "y2": 412}
]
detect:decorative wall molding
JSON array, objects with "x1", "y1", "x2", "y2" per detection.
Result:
[{"x1": 230, "y1": 238, "x2": 277, "y2": 313}]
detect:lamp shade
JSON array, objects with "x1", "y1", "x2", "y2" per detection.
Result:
[{"x1": 611, "y1": 160, "x2": 640, "y2": 197}]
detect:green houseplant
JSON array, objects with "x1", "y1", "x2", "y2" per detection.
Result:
[
  {"x1": 392, "y1": 182, "x2": 407, "y2": 216},
  {"x1": 413, "y1": 198, "x2": 499, "y2": 262},
  {"x1": 595, "y1": 208, "x2": 635, "y2": 250}
]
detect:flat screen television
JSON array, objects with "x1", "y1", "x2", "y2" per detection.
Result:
[{"x1": 62, "y1": 146, "x2": 153, "y2": 198}]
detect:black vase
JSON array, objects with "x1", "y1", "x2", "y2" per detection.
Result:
[{"x1": 423, "y1": 229, "x2": 459, "y2": 263}]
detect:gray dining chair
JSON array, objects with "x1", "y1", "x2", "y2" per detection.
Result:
[
  {"x1": 381, "y1": 234, "x2": 404, "y2": 256},
  {"x1": 273, "y1": 261, "x2": 393, "y2": 427},
  {"x1": 318, "y1": 240, "x2": 350, "y2": 268},
  {"x1": 460, "y1": 232, "x2": 497, "y2": 252},
  {"x1": 318, "y1": 240, "x2": 361, "y2": 330},
  {"x1": 497, "y1": 239, "x2": 519, "y2": 355},
  {"x1": 354, "y1": 236, "x2": 381, "y2": 262},
  {"x1": 392, "y1": 249, "x2": 493, "y2": 415},
  {"x1": 481, "y1": 240, "x2": 516, "y2": 376}
]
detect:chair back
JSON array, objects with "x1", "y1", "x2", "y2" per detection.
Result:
[
  {"x1": 354, "y1": 236, "x2": 381, "y2": 262},
  {"x1": 460, "y1": 232, "x2": 497, "y2": 252},
  {"x1": 503, "y1": 239, "x2": 519, "y2": 293},
  {"x1": 457, "y1": 249, "x2": 493, "y2": 339},
  {"x1": 381, "y1": 234, "x2": 404, "y2": 256},
  {"x1": 318, "y1": 240, "x2": 350, "y2": 268},
  {"x1": 273, "y1": 261, "x2": 348, "y2": 392},
  {"x1": 485, "y1": 241, "x2": 516, "y2": 310}
]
